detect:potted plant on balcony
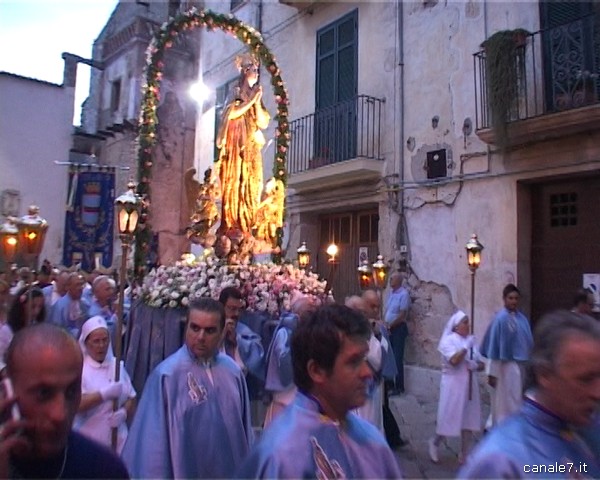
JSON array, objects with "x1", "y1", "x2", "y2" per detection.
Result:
[{"x1": 481, "y1": 28, "x2": 530, "y2": 149}]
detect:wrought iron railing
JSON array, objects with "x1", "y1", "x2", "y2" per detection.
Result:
[
  {"x1": 286, "y1": 95, "x2": 385, "y2": 175},
  {"x1": 474, "y1": 13, "x2": 600, "y2": 130}
]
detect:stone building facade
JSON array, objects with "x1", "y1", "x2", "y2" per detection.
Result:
[{"x1": 194, "y1": 0, "x2": 600, "y2": 372}]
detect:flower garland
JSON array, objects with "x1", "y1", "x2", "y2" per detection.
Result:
[
  {"x1": 134, "y1": 8, "x2": 290, "y2": 282},
  {"x1": 138, "y1": 255, "x2": 328, "y2": 316}
]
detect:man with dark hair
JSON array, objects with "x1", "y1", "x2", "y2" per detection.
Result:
[
  {"x1": 0, "y1": 323, "x2": 129, "y2": 478},
  {"x1": 122, "y1": 298, "x2": 253, "y2": 478},
  {"x1": 237, "y1": 304, "x2": 403, "y2": 478},
  {"x1": 480, "y1": 283, "x2": 533, "y2": 427},
  {"x1": 572, "y1": 287, "x2": 595, "y2": 318},
  {"x1": 218, "y1": 286, "x2": 264, "y2": 379},
  {"x1": 459, "y1": 310, "x2": 600, "y2": 478}
]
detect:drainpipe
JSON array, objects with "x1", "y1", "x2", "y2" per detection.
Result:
[
  {"x1": 396, "y1": 0, "x2": 406, "y2": 264},
  {"x1": 258, "y1": 0, "x2": 263, "y2": 34}
]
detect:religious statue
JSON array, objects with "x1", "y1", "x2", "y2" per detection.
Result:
[
  {"x1": 215, "y1": 53, "x2": 271, "y2": 236},
  {"x1": 253, "y1": 177, "x2": 284, "y2": 244},
  {"x1": 184, "y1": 167, "x2": 220, "y2": 243}
]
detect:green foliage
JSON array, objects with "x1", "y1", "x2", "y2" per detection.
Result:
[{"x1": 481, "y1": 29, "x2": 529, "y2": 149}]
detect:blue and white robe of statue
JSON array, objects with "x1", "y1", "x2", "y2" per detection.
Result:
[
  {"x1": 121, "y1": 346, "x2": 254, "y2": 479},
  {"x1": 458, "y1": 396, "x2": 600, "y2": 478},
  {"x1": 237, "y1": 392, "x2": 403, "y2": 479}
]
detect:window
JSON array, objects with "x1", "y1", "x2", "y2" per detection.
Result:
[
  {"x1": 319, "y1": 214, "x2": 352, "y2": 245},
  {"x1": 110, "y1": 80, "x2": 121, "y2": 113},
  {"x1": 426, "y1": 149, "x2": 447, "y2": 179},
  {"x1": 550, "y1": 192, "x2": 578, "y2": 227},
  {"x1": 315, "y1": 10, "x2": 358, "y2": 163},
  {"x1": 358, "y1": 213, "x2": 379, "y2": 243}
]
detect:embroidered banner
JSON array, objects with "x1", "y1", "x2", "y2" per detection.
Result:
[{"x1": 62, "y1": 167, "x2": 115, "y2": 271}]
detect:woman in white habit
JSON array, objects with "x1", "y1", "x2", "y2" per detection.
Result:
[
  {"x1": 429, "y1": 310, "x2": 483, "y2": 464},
  {"x1": 74, "y1": 316, "x2": 136, "y2": 453}
]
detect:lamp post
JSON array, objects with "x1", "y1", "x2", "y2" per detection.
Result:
[
  {"x1": 326, "y1": 242, "x2": 339, "y2": 296},
  {"x1": 297, "y1": 242, "x2": 311, "y2": 270},
  {"x1": 112, "y1": 182, "x2": 140, "y2": 450},
  {"x1": 357, "y1": 254, "x2": 389, "y2": 321},
  {"x1": 357, "y1": 259, "x2": 373, "y2": 290},
  {"x1": 0, "y1": 217, "x2": 19, "y2": 266},
  {"x1": 17, "y1": 205, "x2": 48, "y2": 269},
  {"x1": 16, "y1": 206, "x2": 48, "y2": 323},
  {"x1": 465, "y1": 233, "x2": 484, "y2": 399}
]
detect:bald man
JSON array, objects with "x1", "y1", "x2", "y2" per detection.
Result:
[{"x1": 0, "y1": 323, "x2": 128, "y2": 479}]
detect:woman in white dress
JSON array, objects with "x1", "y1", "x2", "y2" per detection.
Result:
[
  {"x1": 74, "y1": 316, "x2": 136, "y2": 453},
  {"x1": 429, "y1": 310, "x2": 483, "y2": 464}
]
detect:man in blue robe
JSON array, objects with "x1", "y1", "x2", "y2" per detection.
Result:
[
  {"x1": 219, "y1": 286, "x2": 264, "y2": 379},
  {"x1": 459, "y1": 310, "x2": 600, "y2": 478},
  {"x1": 121, "y1": 298, "x2": 253, "y2": 478},
  {"x1": 480, "y1": 283, "x2": 533, "y2": 427},
  {"x1": 237, "y1": 304, "x2": 403, "y2": 479},
  {"x1": 263, "y1": 295, "x2": 318, "y2": 427}
]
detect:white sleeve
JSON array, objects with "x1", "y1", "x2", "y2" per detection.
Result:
[{"x1": 365, "y1": 334, "x2": 383, "y2": 372}]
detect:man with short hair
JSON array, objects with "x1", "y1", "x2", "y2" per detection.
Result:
[
  {"x1": 48, "y1": 273, "x2": 88, "y2": 338},
  {"x1": 218, "y1": 286, "x2": 264, "y2": 379},
  {"x1": 87, "y1": 275, "x2": 117, "y2": 340},
  {"x1": 0, "y1": 323, "x2": 129, "y2": 478},
  {"x1": 572, "y1": 287, "x2": 595, "y2": 318},
  {"x1": 238, "y1": 304, "x2": 403, "y2": 478},
  {"x1": 122, "y1": 298, "x2": 253, "y2": 478},
  {"x1": 42, "y1": 269, "x2": 69, "y2": 313},
  {"x1": 384, "y1": 271, "x2": 411, "y2": 395},
  {"x1": 459, "y1": 310, "x2": 600, "y2": 478},
  {"x1": 361, "y1": 289, "x2": 407, "y2": 448}
]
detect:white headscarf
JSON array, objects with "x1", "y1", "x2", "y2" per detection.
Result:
[
  {"x1": 438, "y1": 310, "x2": 468, "y2": 352},
  {"x1": 78, "y1": 315, "x2": 114, "y2": 364}
]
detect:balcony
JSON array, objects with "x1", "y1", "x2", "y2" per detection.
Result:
[
  {"x1": 286, "y1": 95, "x2": 385, "y2": 191},
  {"x1": 474, "y1": 13, "x2": 600, "y2": 147}
]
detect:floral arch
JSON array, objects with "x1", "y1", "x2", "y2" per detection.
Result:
[{"x1": 134, "y1": 8, "x2": 290, "y2": 279}]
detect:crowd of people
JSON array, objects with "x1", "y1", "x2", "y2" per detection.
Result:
[{"x1": 0, "y1": 260, "x2": 598, "y2": 478}]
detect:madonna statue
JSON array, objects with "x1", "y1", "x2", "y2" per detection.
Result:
[{"x1": 215, "y1": 53, "x2": 271, "y2": 236}]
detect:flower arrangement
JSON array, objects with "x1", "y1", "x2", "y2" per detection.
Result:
[{"x1": 138, "y1": 254, "x2": 328, "y2": 316}]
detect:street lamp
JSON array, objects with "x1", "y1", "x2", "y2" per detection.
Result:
[
  {"x1": 297, "y1": 242, "x2": 310, "y2": 269},
  {"x1": 372, "y1": 254, "x2": 389, "y2": 290},
  {"x1": 357, "y1": 259, "x2": 373, "y2": 290},
  {"x1": 17, "y1": 205, "x2": 48, "y2": 265},
  {"x1": 0, "y1": 217, "x2": 19, "y2": 265},
  {"x1": 325, "y1": 242, "x2": 339, "y2": 297},
  {"x1": 465, "y1": 233, "x2": 484, "y2": 399},
  {"x1": 112, "y1": 181, "x2": 140, "y2": 450},
  {"x1": 326, "y1": 242, "x2": 339, "y2": 264}
]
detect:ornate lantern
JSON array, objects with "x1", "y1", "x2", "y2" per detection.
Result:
[{"x1": 297, "y1": 242, "x2": 310, "y2": 269}]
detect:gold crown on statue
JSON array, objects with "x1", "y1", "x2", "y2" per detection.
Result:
[{"x1": 235, "y1": 53, "x2": 259, "y2": 72}]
